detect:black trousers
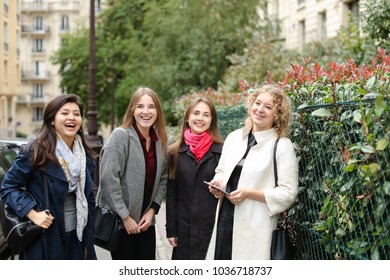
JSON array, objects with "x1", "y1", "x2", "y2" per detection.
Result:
[{"x1": 110, "y1": 225, "x2": 156, "y2": 260}]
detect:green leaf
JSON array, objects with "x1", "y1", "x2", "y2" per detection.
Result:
[
  {"x1": 353, "y1": 111, "x2": 362, "y2": 123},
  {"x1": 297, "y1": 103, "x2": 308, "y2": 110},
  {"x1": 369, "y1": 163, "x2": 379, "y2": 174},
  {"x1": 357, "y1": 88, "x2": 366, "y2": 94},
  {"x1": 365, "y1": 76, "x2": 376, "y2": 88},
  {"x1": 375, "y1": 98, "x2": 387, "y2": 117},
  {"x1": 343, "y1": 164, "x2": 355, "y2": 172},
  {"x1": 376, "y1": 138, "x2": 388, "y2": 150},
  {"x1": 327, "y1": 216, "x2": 332, "y2": 227},
  {"x1": 347, "y1": 159, "x2": 361, "y2": 164},
  {"x1": 311, "y1": 108, "x2": 333, "y2": 117},
  {"x1": 371, "y1": 247, "x2": 380, "y2": 260},
  {"x1": 361, "y1": 145, "x2": 375, "y2": 153},
  {"x1": 335, "y1": 228, "x2": 345, "y2": 237}
]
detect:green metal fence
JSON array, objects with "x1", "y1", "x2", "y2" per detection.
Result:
[{"x1": 216, "y1": 100, "x2": 389, "y2": 260}]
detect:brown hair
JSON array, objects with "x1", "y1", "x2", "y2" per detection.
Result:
[
  {"x1": 244, "y1": 84, "x2": 292, "y2": 138},
  {"x1": 168, "y1": 96, "x2": 223, "y2": 179},
  {"x1": 30, "y1": 94, "x2": 95, "y2": 170},
  {"x1": 121, "y1": 86, "x2": 168, "y2": 151}
]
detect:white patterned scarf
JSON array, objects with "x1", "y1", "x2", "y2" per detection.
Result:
[{"x1": 56, "y1": 134, "x2": 88, "y2": 241}]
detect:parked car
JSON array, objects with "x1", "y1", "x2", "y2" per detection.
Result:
[
  {"x1": 0, "y1": 143, "x2": 19, "y2": 259},
  {"x1": 0, "y1": 139, "x2": 28, "y2": 153}
]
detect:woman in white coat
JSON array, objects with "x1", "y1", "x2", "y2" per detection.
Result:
[{"x1": 208, "y1": 84, "x2": 298, "y2": 260}]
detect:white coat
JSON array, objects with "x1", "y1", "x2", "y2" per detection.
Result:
[{"x1": 207, "y1": 127, "x2": 298, "y2": 259}]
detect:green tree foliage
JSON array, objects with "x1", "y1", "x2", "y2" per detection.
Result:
[
  {"x1": 360, "y1": 0, "x2": 390, "y2": 50},
  {"x1": 51, "y1": 0, "x2": 261, "y2": 126},
  {"x1": 222, "y1": 40, "x2": 299, "y2": 92},
  {"x1": 50, "y1": 28, "x2": 90, "y2": 107}
]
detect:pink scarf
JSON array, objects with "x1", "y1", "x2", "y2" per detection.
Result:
[{"x1": 184, "y1": 128, "x2": 213, "y2": 162}]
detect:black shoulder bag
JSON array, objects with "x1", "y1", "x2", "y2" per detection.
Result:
[
  {"x1": 270, "y1": 139, "x2": 297, "y2": 260},
  {"x1": 0, "y1": 174, "x2": 49, "y2": 256}
]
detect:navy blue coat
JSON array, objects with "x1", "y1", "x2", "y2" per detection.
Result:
[{"x1": 0, "y1": 145, "x2": 97, "y2": 259}]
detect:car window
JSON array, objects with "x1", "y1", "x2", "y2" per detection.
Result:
[
  {"x1": 2, "y1": 150, "x2": 16, "y2": 165},
  {"x1": 0, "y1": 149, "x2": 16, "y2": 185}
]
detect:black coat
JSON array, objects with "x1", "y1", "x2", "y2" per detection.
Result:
[{"x1": 166, "y1": 142, "x2": 222, "y2": 259}]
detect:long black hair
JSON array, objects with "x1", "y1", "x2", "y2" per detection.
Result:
[{"x1": 29, "y1": 94, "x2": 95, "y2": 170}]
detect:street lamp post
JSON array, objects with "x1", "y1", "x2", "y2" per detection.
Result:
[{"x1": 87, "y1": 0, "x2": 102, "y2": 193}]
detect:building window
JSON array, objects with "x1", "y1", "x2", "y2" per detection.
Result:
[
  {"x1": 343, "y1": 0, "x2": 360, "y2": 25},
  {"x1": 4, "y1": 61, "x2": 8, "y2": 82},
  {"x1": 3, "y1": 22, "x2": 8, "y2": 51},
  {"x1": 3, "y1": 0, "x2": 9, "y2": 14},
  {"x1": 298, "y1": 20, "x2": 305, "y2": 50},
  {"x1": 17, "y1": 30, "x2": 20, "y2": 55},
  {"x1": 319, "y1": 11, "x2": 327, "y2": 41},
  {"x1": 33, "y1": 16, "x2": 43, "y2": 31},
  {"x1": 33, "y1": 38, "x2": 44, "y2": 52},
  {"x1": 34, "y1": 61, "x2": 45, "y2": 76},
  {"x1": 96, "y1": 0, "x2": 102, "y2": 14},
  {"x1": 33, "y1": 84, "x2": 43, "y2": 98},
  {"x1": 348, "y1": 0, "x2": 359, "y2": 19},
  {"x1": 33, "y1": 107, "x2": 43, "y2": 122},
  {"x1": 61, "y1": 15, "x2": 69, "y2": 31}
]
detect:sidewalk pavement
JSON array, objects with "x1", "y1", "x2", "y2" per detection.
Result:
[
  {"x1": 95, "y1": 201, "x2": 172, "y2": 260},
  {"x1": 155, "y1": 201, "x2": 172, "y2": 260}
]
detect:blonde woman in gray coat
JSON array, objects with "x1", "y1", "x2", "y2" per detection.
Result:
[{"x1": 97, "y1": 87, "x2": 168, "y2": 260}]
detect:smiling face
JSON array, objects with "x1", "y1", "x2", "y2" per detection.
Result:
[
  {"x1": 250, "y1": 92, "x2": 276, "y2": 132},
  {"x1": 187, "y1": 101, "x2": 212, "y2": 135},
  {"x1": 51, "y1": 102, "x2": 82, "y2": 147},
  {"x1": 133, "y1": 93, "x2": 157, "y2": 136}
]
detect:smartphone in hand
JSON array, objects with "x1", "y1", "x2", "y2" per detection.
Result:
[{"x1": 204, "y1": 181, "x2": 230, "y2": 195}]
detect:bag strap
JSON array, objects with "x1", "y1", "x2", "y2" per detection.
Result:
[
  {"x1": 273, "y1": 138, "x2": 280, "y2": 187},
  {"x1": 273, "y1": 138, "x2": 287, "y2": 222},
  {"x1": 44, "y1": 174, "x2": 49, "y2": 210}
]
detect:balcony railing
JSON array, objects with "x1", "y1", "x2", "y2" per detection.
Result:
[
  {"x1": 51, "y1": 1, "x2": 80, "y2": 12},
  {"x1": 20, "y1": 1, "x2": 80, "y2": 12},
  {"x1": 16, "y1": 94, "x2": 49, "y2": 105},
  {"x1": 21, "y1": 25, "x2": 51, "y2": 36},
  {"x1": 32, "y1": 48, "x2": 46, "y2": 56},
  {"x1": 21, "y1": 71, "x2": 51, "y2": 81},
  {"x1": 20, "y1": 2, "x2": 49, "y2": 12}
]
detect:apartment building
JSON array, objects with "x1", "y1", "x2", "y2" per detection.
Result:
[
  {"x1": 0, "y1": 0, "x2": 20, "y2": 139},
  {"x1": 13, "y1": 0, "x2": 94, "y2": 138},
  {"x1": 266, "y1": 0, "x2": 361, "y2": 50}
]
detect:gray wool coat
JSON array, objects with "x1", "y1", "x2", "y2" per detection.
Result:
[{"x1": 97, "y1": 126, "x2": 167, "y2": 225}]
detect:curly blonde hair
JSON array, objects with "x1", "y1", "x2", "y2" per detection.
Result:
[{"x1": 244, "y1": 84, "x2": 292, "y2": 138}]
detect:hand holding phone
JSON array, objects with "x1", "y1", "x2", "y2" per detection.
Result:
[{"x1": 204, "y1": 181, "x2": 230, "y2": 196}]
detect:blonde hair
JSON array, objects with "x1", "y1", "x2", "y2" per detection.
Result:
[
  {"x1": 121, "y1": 87, "x2": 168, "y2": 151},
  {"x1": 244, "y1": 84, "x2": 292, "y2": 138}
]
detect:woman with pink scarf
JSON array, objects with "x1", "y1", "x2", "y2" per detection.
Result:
[{"x1": 166, "y1": 96, "x2": 223, "y2": 259}]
